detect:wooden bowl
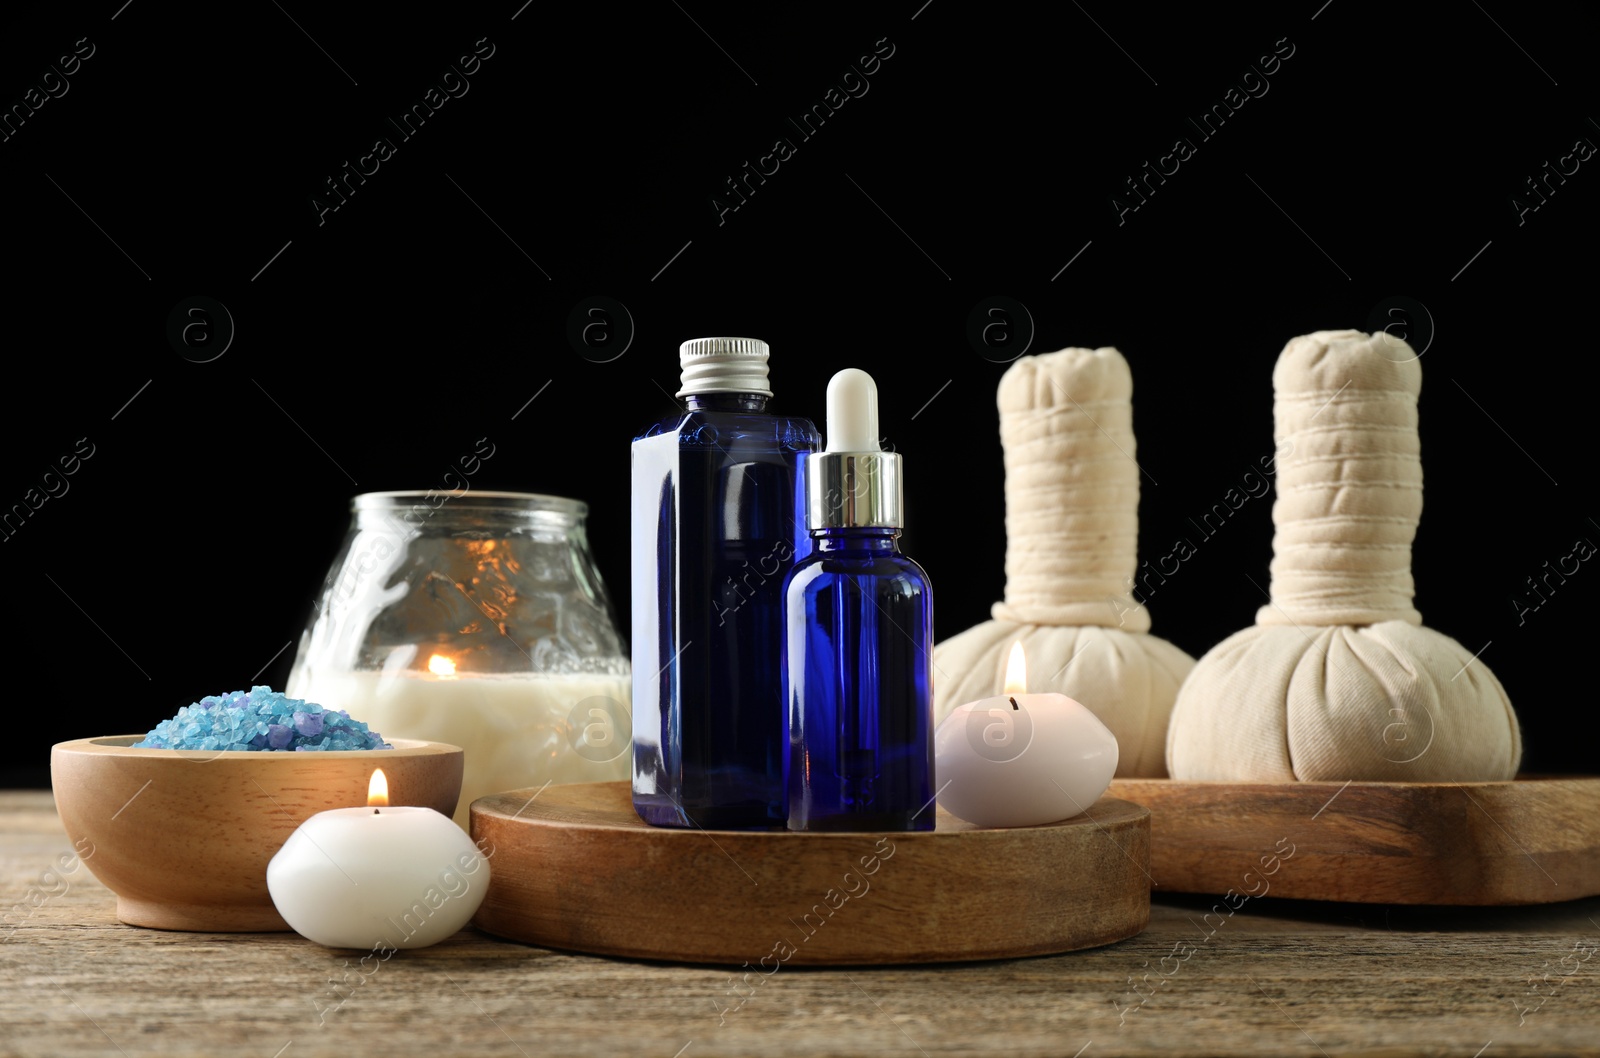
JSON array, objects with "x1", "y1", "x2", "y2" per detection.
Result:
[{"x1": 50, "y1": 735, "x2": 463, "y2": 932}]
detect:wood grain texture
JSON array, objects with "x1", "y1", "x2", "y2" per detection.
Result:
[
  {"x1": 470, "y1": 781, "x2": 1150, "y2": 965},
  {"x1": 1107, "y1": 775, "x2": 1600, "y2": 905},
  {"x1": 7, "y1": 791, "x2": 1600, "y2": 1057}
]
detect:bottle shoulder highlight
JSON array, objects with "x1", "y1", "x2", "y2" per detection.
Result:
[
  {"x1": 786, "y1": 550, "x2": 932, "y2": 591},
  {"x1": 634, "y1": 409, "x2": 820, "y2": 449}
]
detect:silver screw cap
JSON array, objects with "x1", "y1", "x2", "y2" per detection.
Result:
[{"x1": 677, "y1": 337, "x2": 773, "y2": 397}]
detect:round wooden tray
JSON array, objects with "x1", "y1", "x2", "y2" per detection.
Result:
[{"x1": 470, "y1": 781, "x2": 1150, "y2": 965}]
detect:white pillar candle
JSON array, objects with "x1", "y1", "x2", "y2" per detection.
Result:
[
  {"x1": 934, "y1": 642, "x2": 1119, "y2": 827},
  {"x1": 291, "y1": 667, "x2": 631, "y2": 828},
  {"x1": 267, "y1": 769, "x2": 489, "y2": 949}
]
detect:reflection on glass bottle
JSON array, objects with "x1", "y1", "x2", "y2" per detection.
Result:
[{"x1": 631, "y1": 338, "x2": 819, "y2": 828}]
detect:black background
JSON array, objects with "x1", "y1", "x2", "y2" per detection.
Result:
[{"x1": 3, "y1": 2, "x2": 1593, "y2": 786}]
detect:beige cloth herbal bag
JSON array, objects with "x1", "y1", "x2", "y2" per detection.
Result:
[
  {"x1": 1166, "y1": 329, "x2": 1522, "y2": 781},
  {"x1": 933, "y1": 346, "x2": 1194, "y2": 777}
]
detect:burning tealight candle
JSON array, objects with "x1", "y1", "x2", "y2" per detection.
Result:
[
  {"x1": 933, "y1": 641, "x2": 1119, "y2": 827},
  {"x1": 267, "y1": 769, "x2": 489, "y2": 949}
]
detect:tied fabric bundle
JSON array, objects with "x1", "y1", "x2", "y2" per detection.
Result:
[
  {"x1": 933, "y1": 347, "x2": 1194, "y2": 777},
  {"x1": 1167, "y1": 330, "x2": 1522, "y2": 781}
]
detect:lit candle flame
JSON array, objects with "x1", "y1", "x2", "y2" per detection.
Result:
[
  {"x1": 1003, "y1": 641, "x2": 1027, "y2": 695},
  {"x1": 428, "y1": 654, "x2": 457, "y2": 677},
  {"x1": 368, "y1": 768, "x2": 389, "y2": 807}
]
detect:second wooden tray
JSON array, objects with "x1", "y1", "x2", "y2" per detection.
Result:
[
  {"x1": 471, "y1": 781, "x2": 1150, "y2": 965},
  {"x1": 1106, "y1": 775, "x2": 1600, "y2": 905}
]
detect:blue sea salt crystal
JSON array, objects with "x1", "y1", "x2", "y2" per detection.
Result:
[{"x1": 131, "y1": 686, "x2": 391, "y2": 752}]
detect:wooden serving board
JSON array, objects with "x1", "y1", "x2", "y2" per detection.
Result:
[
  {"x1": 471, "y1": 781, "x2": 1150, "y2": 965},
  {"x1": 1106, "y1": 775, "x2": 1600, "y2": 905}
]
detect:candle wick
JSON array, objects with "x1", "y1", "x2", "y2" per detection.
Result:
[
  {"x1": 1009, "y1": 696, "x2": 1019, "y2": 711},
  {"x1": 373, "y1": 808, "x2": 380, "y2": 815}
]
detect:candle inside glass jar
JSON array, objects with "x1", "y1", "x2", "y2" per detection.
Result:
[{"x1": 293, "y1": 661, "x2": 632, "y2": 828}]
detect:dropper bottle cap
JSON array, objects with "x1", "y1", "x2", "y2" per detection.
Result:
[{"x1": 808, "y1": 369, "x2": 903, "y2": 530}]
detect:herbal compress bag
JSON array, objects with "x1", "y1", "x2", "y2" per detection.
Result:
[
  {"x1": 1167, "y1": 330, "x2": 1521, "y2": 781},
  {"x1": 933, "y1": 347, "x2": 1194, "y2": 777}
]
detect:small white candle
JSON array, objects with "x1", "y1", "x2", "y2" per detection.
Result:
[
  {"x1": 934, "y1": 641, "x2": 1119, "y2": 827},
  {"x1": 267, "y1": 769, "x2": 489, "y2": 949}
]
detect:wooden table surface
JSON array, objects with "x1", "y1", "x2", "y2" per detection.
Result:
[{"x1": 4, "y1": 790, "x2": 1598, "y2": 1058}]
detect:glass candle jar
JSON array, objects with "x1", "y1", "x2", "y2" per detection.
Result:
[{"x1": 287, "y1": 491, "x2": 631, "y2": 827}]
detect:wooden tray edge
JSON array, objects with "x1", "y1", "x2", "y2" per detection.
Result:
[{"x1": 1107, "y1": 775, "x2": 1600, "y2": 906}]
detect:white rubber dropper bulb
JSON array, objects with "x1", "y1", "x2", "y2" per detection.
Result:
[{"x1": 826, "y1": 369, "x2": 881, "y2": 453}]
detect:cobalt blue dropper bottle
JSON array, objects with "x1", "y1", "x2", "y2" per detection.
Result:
[{"x1": 785, "y1": 368, "x2": 935, "y2": 832}]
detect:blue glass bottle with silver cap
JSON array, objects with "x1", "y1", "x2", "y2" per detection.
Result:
[
  {"x1": 631, "y1": 337, "x2": 820, "y2": 828},
  {"x1": 785, "y1": 369, "x2": 935, "y2": 831}
]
